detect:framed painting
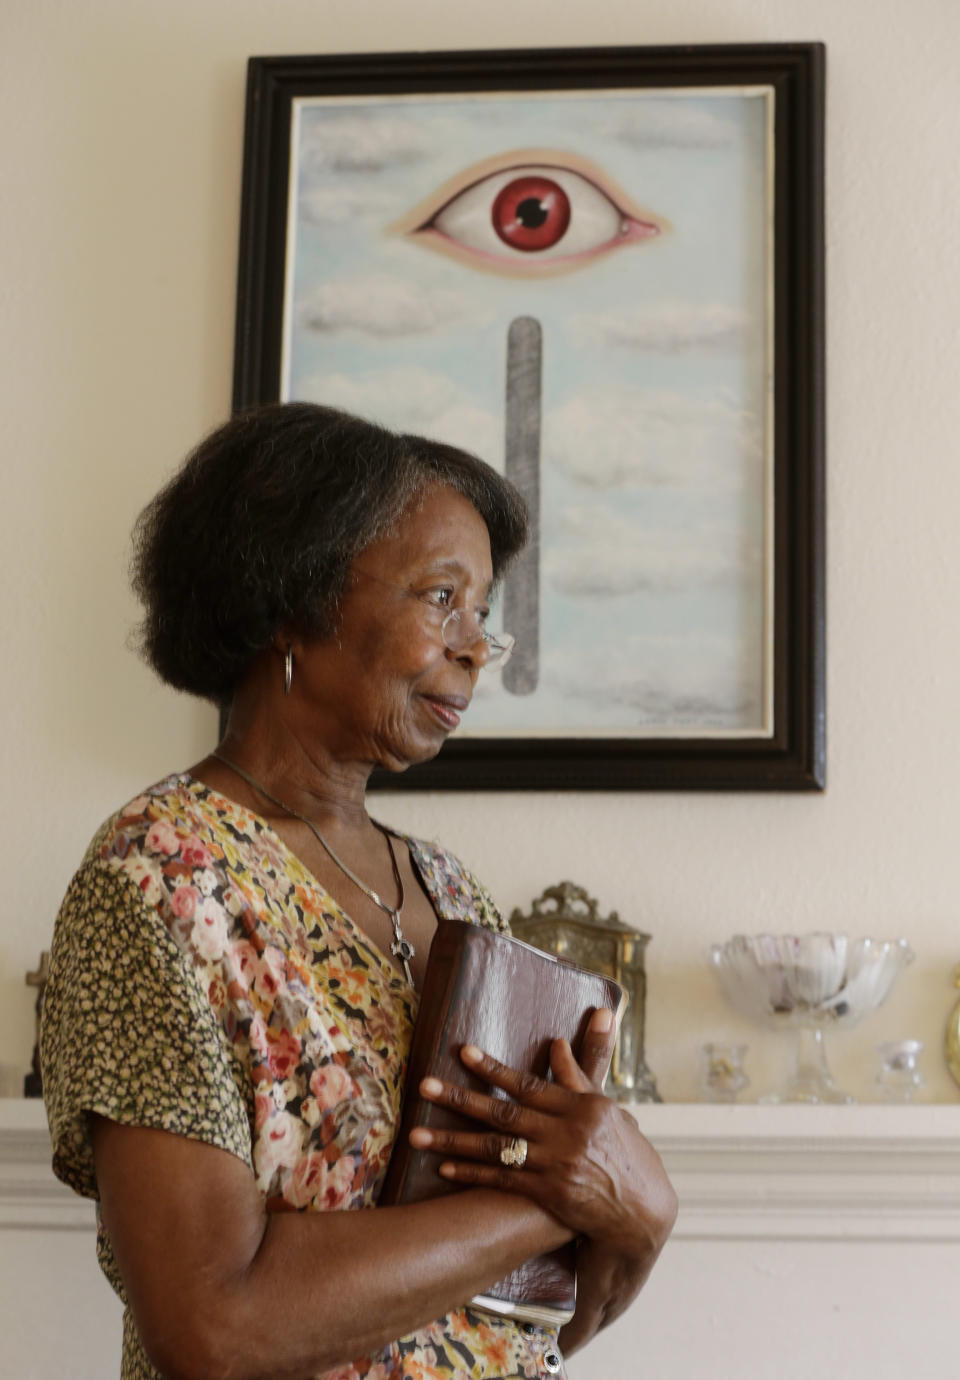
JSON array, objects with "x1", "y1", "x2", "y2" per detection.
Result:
[{"x1": 233, "y1": 44, "x2": 825, "y2": 790}]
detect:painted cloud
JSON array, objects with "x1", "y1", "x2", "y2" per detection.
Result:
[
  {"x1": 544, "y1": 633, "x2": 763, "y2": 728},
  {"x1": 546, "y1": 507, "x2": 761, "y2": 596},
  {"x1": 546, "y1": 385, "x2": 763, "y2": 490},
  {"x1": 570, "y1": 302, "x2": 746, "y2": 352},
  {"x1": 597, "y1": 100, "x2": 737, "y2": 149},
  {"x1": 297, "y1": 274, "x2": 483, "y2": 338},
  {"x1": 297, "y1": 113, "x2": 431, "y2": 172},
  {"x1": 298, "y1": 364, "x2": 501, "y2": 463}
]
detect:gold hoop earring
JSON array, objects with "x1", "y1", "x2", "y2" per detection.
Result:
[{"x1": 284, "y1": 647, "x2": 293, "y2": 696}]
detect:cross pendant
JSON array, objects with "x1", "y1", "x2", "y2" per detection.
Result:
[{"x1": 392, "y1": 934, "x2": 415, "y2": 987}]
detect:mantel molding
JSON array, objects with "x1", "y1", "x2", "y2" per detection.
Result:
[
  {"x1": 635, "y1": 1103, "x2": 960, "y2": 1241},
  {"x1": 0, "y1": 1102, "x2": 94, "y2": 1229},
  {"x1": 5, "y1": 1100, "x2": 960, "y2": 1241}
]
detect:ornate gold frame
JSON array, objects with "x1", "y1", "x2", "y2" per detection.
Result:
[
  {"x1": 509, "y1": 881, "x2": 660, "y2": 1103},
  {"x1": 946, "y1": 964, "x2": 960, "y2": 1089}
]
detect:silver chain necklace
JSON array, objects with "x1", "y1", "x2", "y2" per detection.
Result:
[{"x1": 211, "y1": 751, "x2": 416, "y2": 988}]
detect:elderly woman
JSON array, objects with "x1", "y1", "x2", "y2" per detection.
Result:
[{"x1": 42, "y1": 403, "x2": 676, "y2": 1380}]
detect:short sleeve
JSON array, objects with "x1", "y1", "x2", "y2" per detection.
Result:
[
  {"x1": 41, "y1": 859, "x2": 253, "y2": 1200},
  {"x1": 460, "y1": 865, "x2": 511, "y2": 934},
  {"x1": 402, "y1": 834, "x2": 510, "y2": 934}
]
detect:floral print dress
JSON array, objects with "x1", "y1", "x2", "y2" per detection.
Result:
[{"x1": 41, "y1": 775, "x2": 567, "y2": 1380}]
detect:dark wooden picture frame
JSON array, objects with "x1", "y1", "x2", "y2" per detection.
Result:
[{"x1": 233, "y1": 44, "x2": 825, "y2": 791}]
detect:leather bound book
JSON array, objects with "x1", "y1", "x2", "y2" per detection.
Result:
[{"x1": 380, "y1": 919, "x2": 627, "y2": 1326}]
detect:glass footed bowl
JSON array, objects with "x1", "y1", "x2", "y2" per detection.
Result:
[{"x1": 709, "y1": 933, "x2": 914, "y2": 1103}]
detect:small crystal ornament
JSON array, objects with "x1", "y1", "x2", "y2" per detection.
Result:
[
  {"x1": 876, "y1": 1039, "x2": 926, "y2": 1102},
  {"x1": 699, "y1": 1043, "x2": 750, "y2": 1103}
]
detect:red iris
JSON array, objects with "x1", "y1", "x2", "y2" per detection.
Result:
[{"x1": 491, "y1": 176, "x2": 571, "y2": 252}]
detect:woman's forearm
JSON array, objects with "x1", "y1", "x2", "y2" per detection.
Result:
[
  {"x1": 224, "y1": 1192, "x2": 572, "y2": 1380},
  {"x1": 93, "y1": 1118, "x2": 572, "y2": 1380}
]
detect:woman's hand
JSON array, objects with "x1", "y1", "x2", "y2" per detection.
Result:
[{"x1": 410, "y1": 1009, "x2": 678, "y2": 1262}]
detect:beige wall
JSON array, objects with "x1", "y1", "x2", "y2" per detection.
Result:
[{"x1": 3, "y1": 0, "x2": 960, "y2": 1112}]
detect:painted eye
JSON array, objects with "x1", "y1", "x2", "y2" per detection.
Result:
[
  {"x1": 491, "y1": 175, "x2": 572, "y2": 252},
  {"x1": 391, "y1": 149, "x2": 666, "y2": 278}
]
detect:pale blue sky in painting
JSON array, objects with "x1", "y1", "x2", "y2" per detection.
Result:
[{"x1": 283, "y1": 89, "x2": 772, "y2": 737}]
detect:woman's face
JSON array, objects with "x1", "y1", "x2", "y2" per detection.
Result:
[{"x1": 293, "y1": 485, "x2": 496, "y2": 773}]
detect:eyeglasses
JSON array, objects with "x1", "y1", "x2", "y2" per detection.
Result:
[{"x1": 352, "y1": 569, "x2": 516, "y2": 669}]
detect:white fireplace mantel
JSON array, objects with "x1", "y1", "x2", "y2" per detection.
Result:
[
  {"x1": 4, "y1": 1100, "x2": 960, "y2": 1242},
  {"x1": 631, "y1": 1102, "x2": 960, "y2": 1241}
]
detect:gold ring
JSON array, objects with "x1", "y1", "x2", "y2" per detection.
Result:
[{"x1": 499, "y1": 1136, "x2": 528, "y2": 1168}]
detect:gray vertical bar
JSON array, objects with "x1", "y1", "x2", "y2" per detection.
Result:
[{"x1": 503, "y1": 316, "x2": 541, "y2": 696}]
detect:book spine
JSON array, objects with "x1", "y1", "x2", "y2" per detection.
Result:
[{"x1": 384, "y1": 920, "x2": 463, "y2": 1202}]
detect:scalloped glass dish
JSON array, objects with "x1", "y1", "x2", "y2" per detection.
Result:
[{"x1": 709, "y1": 933, "x2": 914, "y2": 1103}]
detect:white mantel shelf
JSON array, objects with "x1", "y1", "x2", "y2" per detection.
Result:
[{"x1": 4, "y1": 1100, "x2": 960, "y2": 1242}]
